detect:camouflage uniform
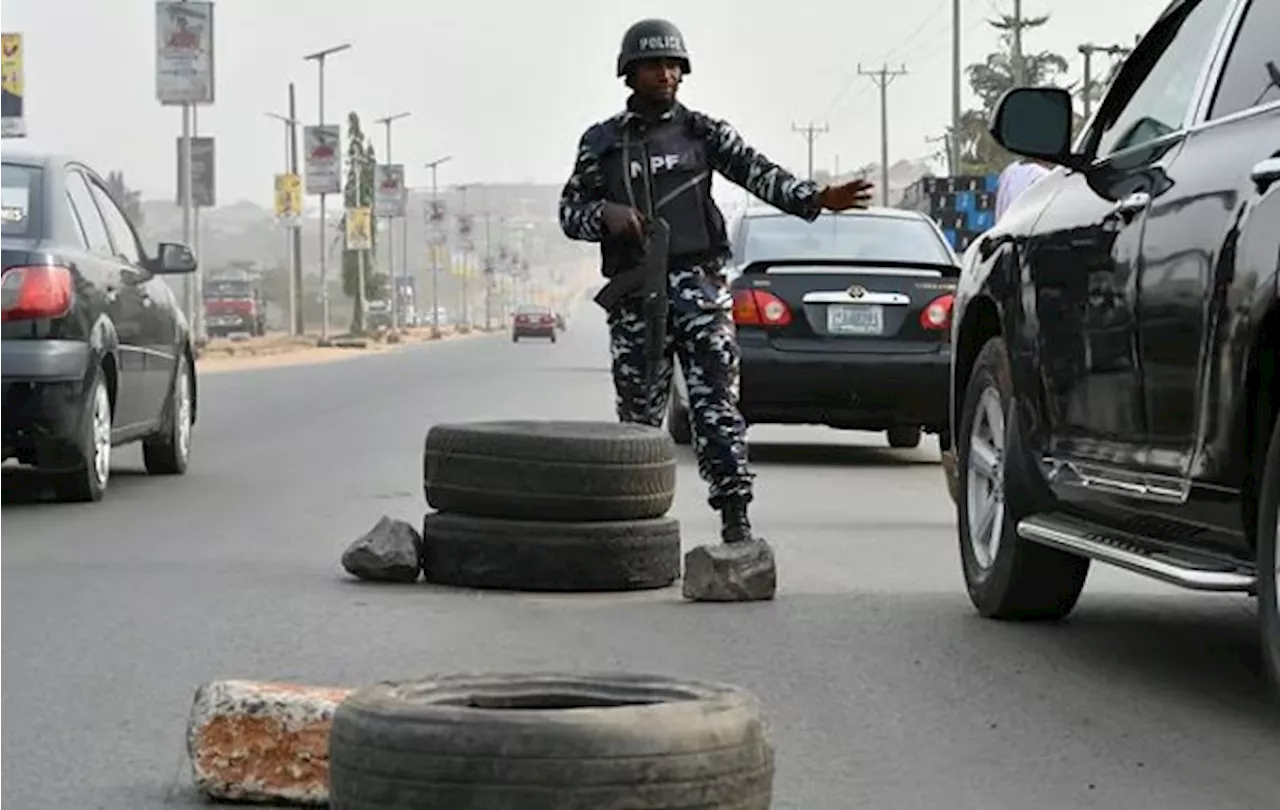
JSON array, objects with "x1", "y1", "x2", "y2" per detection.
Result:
[{"x1": 559, "y1": 101, "x2": 823, "y2": 510}]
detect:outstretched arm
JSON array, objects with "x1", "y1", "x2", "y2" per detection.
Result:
[
  {"x1": 700, "y1": 115, "x2": 824, "y2": 222},
  {"x1": 558, "y1": 129, "x2": 607, "y2": 242}
]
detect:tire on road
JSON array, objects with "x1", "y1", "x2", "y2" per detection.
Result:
[
  {"x1": 957, "y1": 337, "x2": 1089, "y2": 620},
  {"x1": 424, "y1": 420, "x2": 676, "y2": 522},
  {"x1": 421, "y1": 512, "x2": 681, "y2": 591},
  {"x1": 1256, "y1": 414, "x2": 1280, "y2": 696},
  {"x1": 328, "y1": 672, "x2": 774, "y2": 810}
]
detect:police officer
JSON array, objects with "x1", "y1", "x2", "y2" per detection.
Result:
[{"x1": 559, "y1": 18, "x2": 874, "y2": 544}]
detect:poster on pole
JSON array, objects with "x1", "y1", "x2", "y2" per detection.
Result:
[
  {"x1": 345, "y1": 206, "x2": 372, "y2": 251},
  {"x1": 274, "y1": 173, "x2": 302, "y2": 227},
  {"x1": 373, "y1": 164, "x2": 405, "y2": 218},
  {"x1": 155, "y1": 1, "x2": 214, "y2": 105},
  {"x1": 2, "y1": 33, "x2": 25, "y2": 137},
  {"x1": 176, "y1": 136, "x2": 216, "y2": 207},
  {"x1": 304, "y1": 125, "x2": 342, "y2": 195}
]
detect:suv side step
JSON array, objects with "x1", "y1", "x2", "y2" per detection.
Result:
[{"x1": 1017, "y1": 513, "x2": 1256, "y2": 592}]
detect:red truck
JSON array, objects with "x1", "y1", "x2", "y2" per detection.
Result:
[{"x1": 203, "y1": 277, "x2": 266, "y2": 338}]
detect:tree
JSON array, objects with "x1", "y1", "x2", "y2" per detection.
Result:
[
  {"x1": 104, "y1": 171, "x2": 145, "y2": 230},
  {"x1": 954, "y1": 13, "x2": 1071, "y2": 175},
  {"x1": 339, "y1": 112, "x2": 377, "y2": 333}
]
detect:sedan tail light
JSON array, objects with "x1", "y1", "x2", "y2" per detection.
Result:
[
  {"x1": 732, "y1": 288, "x2": 792, "y2": 327},
  {"x1": 920, "y1": 293, "x2": 955, "y2": 331},
  {"x1": 1, "y1": 265, "x2": 74, "y2": 323}
]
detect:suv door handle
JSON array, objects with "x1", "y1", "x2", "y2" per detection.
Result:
[
  {"x1": 1104, "y1": 191, "x2": 1151, "y2": 224},
  {"x1": 1251, "y1": 157, "x2": 1280, "y2": 194}
]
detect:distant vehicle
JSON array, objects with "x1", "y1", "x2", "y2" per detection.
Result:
[
  {"x1": 364, "y1": 299, "x2": 392, "y2": 330},
  {"x1": 668, "y1": 206, "x2": 958, "y2": 450},
  {"x1": 2, "y1": 148, "x2": 200, "y2": 502},
  {"x1": 512, "y1": 303, "x2": 557, "y2": 343},
  {"x1": 203, "y1": 276, "x2": 266, "y2": 337}
]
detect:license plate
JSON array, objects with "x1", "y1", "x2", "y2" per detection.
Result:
[{"x1": 827, "y1": 304, "x2": 883, "y2": 335}]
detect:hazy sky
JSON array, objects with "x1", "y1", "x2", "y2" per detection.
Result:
[{"x1": 5, "y1": 0, "x2": 1168, "y2": 207}]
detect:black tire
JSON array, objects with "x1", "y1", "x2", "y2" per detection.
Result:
[
  {"x1": 957, "y1": 337, "x2": 1089, "y2": 620},
  {"x1": 1257, "y1": 415, "x2": 1280, "y2": 696},
  {"x1": 667, "y1": 384, "x2": 692, "y2": 446},
  {"x1": 328, "y1": 672, "x2": 774, "y2": 810},
  {"x1": 51, "y1": 368, "x2": 112, "y2": 503},
  {"x1": 422, "y1": 512, "x2": 681, "y2": 591},
  {"x1": 511, "y1": 334, "x2": 518, "y2": 343},
  {"x1": 143, "y1": 354, "x2": 193, "y2": 475},
  {"x1": 424, "y1": 420, "x2": 676, "y2": 522},
  {"x1": 887, "y1": 426, "x2": 922, "y2": 449},
  {"x1": 550, "y1": 333, "x2": 557, "y2": 343}
]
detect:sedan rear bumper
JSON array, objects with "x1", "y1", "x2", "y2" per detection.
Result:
[{"x1": 737, "y1": 339, "x2": 951, "y2": 432}]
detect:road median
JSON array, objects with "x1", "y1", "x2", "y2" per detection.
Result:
[{"x1": 195, "y1": 325, "x2": 497, "y2": 374}]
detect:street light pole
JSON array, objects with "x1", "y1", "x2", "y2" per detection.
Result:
[
  {"x1": 374, "y1": 111, "x2": 410, "y2": 332},
  {"x1": 423, "y1": 155, "x2": 452, "y2": 339},
  {"x1": 266, "y1": 109, "x2": 299, "y2": 334},
  {"x1": 303, "y1": 42, "x2": 351, "y2": 343}
]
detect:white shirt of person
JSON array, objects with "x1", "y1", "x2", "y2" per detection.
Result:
[{"x1": 994, "y1": 159, "x2": 1051, "y2": 222}]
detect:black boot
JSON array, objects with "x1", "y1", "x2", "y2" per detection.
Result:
[{"x1": 719, "y1": 496, "x2": 755, "y2": 544}]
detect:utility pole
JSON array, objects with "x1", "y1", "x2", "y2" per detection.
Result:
[
  {"x1": 1077, "y1": 43, "x2": 1131, "y2": 121},
  {"x1": 858, "y1": 63, "x2": 908, "y2": 206},
  {"x1": 951, "y1": 0, "x2": 962, "y2": 176},
  {"x1": 191, "y1": 104, "x2": 204, "y2": 342},
  {"x1": 423, "y1": 156, "x2": 452, "y2": 339},
  {"x1": 287, "y1": 83, "x2": 302, "y2": 336},
  {"x1": 791, "y1": 121, "x2": 828, "y2": 181},
  {"x1": 1011, "y1": 0, "x2": 1025, "y2": 85},
  {"x1": 457, "y1": 183, "x2": 473, "y2": 331},
  {"x1": 303, "y1": 42, "x2": 351, "y2": 343},
  {"x1": 266, "y1": 107, "x2": 299, "y2": 334},
  {"x1": 483, "y1": 207, "x2": 494, "y2": 331},
  {"x1": 374, "y1": 111, "x2": 410, "y2": 332},
  {"x1": 354, "y1": 152, "x2": 368, "y2": 335}
]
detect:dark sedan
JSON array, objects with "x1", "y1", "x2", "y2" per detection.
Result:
[
  {"x1": 2, "y1": 148, "x2": 200, "y2": 502},
  {"x1": 669, "y1": 207, "x2": 959, "y2": 450}
]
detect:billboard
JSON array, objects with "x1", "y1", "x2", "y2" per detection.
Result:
[
  {"x1": 345, "y1": 206, "x2": 372, "y2": 251},
  {"x1": 373, "y1": 164, "x2": 405, "y2": 218},
  {"x1": 155, "y1": 1, "x2": 214, "y2": 105},
  {"x1": 176, "y1": 136, "x2": 215, "y2": 207},
  {"x1": 304, "y1": 125, "x2": 342, "y2": 195},
  {"x1": 274, "y1": 173, "x2": 302, "y2": 226},
  {"x1": 2, "y1": 33, "x2": 24, "y2": 137}
]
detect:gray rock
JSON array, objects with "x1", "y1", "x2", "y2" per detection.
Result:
[
  {"x1": 341, "y1": 516, "x2": 422, "y2": 583},
  {"x1": 682, "y1": 538, "x2": 777, "y2": 602}
]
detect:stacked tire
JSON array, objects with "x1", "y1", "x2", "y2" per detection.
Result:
[{"x1": 421, "y1": 420, "x2": 682, "y2": 591}]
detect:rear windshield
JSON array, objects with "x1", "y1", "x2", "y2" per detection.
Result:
[
  {"x1": 740, "y1": 213, "x2": 953, "y2": 265},
  {"x1": 204, "y1": 280, "x2": 251, "y2": 299},
  {"x1": 2, "y1": 163, "x2": 41, "y2": 238},
  {"x1": 517, "y1": 305, "x2": 549, "y2": 314}
]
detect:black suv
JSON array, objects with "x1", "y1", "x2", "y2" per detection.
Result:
[
  {"x1": 3, "y1": 149, "x2": 200, "y2": 502},
  {"x1": 947, "y1": 0, "x2": 1280, "y2": 691}
]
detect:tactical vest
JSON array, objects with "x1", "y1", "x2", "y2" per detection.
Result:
[{"x1": 597, "y1": 110, "x2": 729, "y2": 276}]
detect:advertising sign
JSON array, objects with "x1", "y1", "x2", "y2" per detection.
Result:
[
  {"x1": 2, "y1": 33, "x2": 24, "y2": 137},
  {"x1": 373, "y1": 164, "x2": 405, "y2": 218},
  {"x1": 176, "y1": 136, "x2": 216, "y2": 207},
  {"x1": 155, "y1": 1, "x2": 214, "y2": 105},
  {"x1": 274, "y1": 173, "x2": 302, "y2": 226},
  {"x1": 345, "y1": 206, "x2": 372, "y2": 250},
  {"x1": 304, "y1": 125, "x2": 342, "y2": 195}
]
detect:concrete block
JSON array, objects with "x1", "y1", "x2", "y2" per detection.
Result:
[
  {"x1": 187, "y1": 679, "x2": 352, "y2": 805},
  {"x1": 682, "y1": 538, "x2": 777, "y2": 602}
]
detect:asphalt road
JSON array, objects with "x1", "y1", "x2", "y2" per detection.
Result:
[{"x1": 3, "y1": 301, "x2": 1278, "y2": 810}]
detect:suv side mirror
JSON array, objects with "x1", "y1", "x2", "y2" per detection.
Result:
[
  {"x1": 153, "y1": 242, "x2": 198, "y2": 274},
  {"x1": 989, "y1": 87, "x2": 1087, "y2": 170}
]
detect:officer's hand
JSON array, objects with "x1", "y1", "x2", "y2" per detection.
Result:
[
  {"x1": 602, "y1": 202, "x2": 646, "y2": 241},
  {"x1": 818, "y1": 179, "x2": 876, "y2": 211}
]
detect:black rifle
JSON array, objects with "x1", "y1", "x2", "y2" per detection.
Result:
[{"x1": 593, "y1": 217, "x2": 671, "y2": 406}]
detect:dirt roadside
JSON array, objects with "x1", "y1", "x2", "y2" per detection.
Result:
[{"x1": 194, "y1": 327, "x2": 497, "y2": 374}]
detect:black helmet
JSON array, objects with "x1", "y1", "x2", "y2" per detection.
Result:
[{"x1": 616, "y1": 18, "x2": 691, "y2": 77}]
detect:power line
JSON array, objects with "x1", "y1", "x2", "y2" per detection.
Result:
[
  {"x1": 857, "y1": 64, "x2": 909, "y2": 206},
  {"x1": 791, "y1": 121, "x2": 829, "y2": 181}
]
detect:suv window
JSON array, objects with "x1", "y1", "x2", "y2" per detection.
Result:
[
  {"x1": 87, "y1": 178, "x2": 143, "y2": 265},
  {"x1": 65, "y1": 170, "x2": 114, "y2": 256},
  {"x1": 1093, "y1": 0, "x2": 1234, "y2": 158},
  {"x1": 1207, "y1": 0, "x2": 1280, "y2": 120}
]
